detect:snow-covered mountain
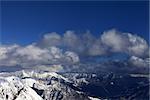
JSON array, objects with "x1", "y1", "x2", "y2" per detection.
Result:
[
  {"x1": 0, "y1": 70, "x2": 148, "y2": 100},
  {"x1": 0, "y1": 70, "x2": 90, "y2": 100}
]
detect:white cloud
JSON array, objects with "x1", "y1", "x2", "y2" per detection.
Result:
[
  {"x1": 0, "y1": 47, "x2": 8, "y2": 60},
  {"x1": 101, "y1": 29, "x2": 129, "y2": 52},
  {"x1": 129, "y1": 56, "x2": 149, "y2": 67},
  {"x1": 40, "y1": 32, "x2": 62, "y2": 47},
  {"x1": 100, "y1": 29, "x2": 149, "y2": 57},
  {"x1": 88, "y1": 40, "x2": 107, "y2": 56},
  {"x1": 48, "y1": 46, "x2": 63, "y2": 59},
  {"x1": 127, "y1": 33, "x2": 149, "y2": 57},
  {"x1": 0, "y1": 44, "x2": 80, "y2": 69},
  {"x1": 0, "y1": 29, "x2": 149, "y2": 72},
  {"x1": 63, "y1": 31, "x2": 79, "y2": 47},
  {"x1": 64, "y1": 51, "x2": 79, "y2": 63},
  {"x1": 14, "y1": 45, "x2": 51, "y2": 61},
  {"x1": 39, "y1": 29, "x2": 149, "y2": 58},
  {"x1": 0, "y1": 44, "x2": 19, "y2": 66},
  {"x1": 63, "y1": 30, "x2": 85, "y2": 53}
]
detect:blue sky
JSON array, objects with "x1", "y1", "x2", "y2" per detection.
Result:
[{"x1": 1, "y1": 1, "x2": 149, "y2": 45}]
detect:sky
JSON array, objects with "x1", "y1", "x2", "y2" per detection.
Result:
[
  {"x1": 1, "y1": 1, "x2": 149, "y2": 45},
  {"x1": 0, "y1": 1, "x2": 149, "y2": 73}
]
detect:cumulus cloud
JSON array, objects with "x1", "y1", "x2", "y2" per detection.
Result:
[
  {"x1": 101, "y1": 29, "x2": 149, "y2": 57},
  {"x1": 0, "y1": 44, "x2": 79, "y2": 70},
  {"x1": 40, "y1": 32, "x2": 62, "y2": 47},
  {"x1": 101, "y1": 29, "x2": 129, "y2": 52},
  {"x1": 88, "y1": 40, "x2": 107, "y2": 56},
  {"x1": 127, "y1": 33, "x2": 149, "y2": 57},
  {"x1": 0, "y1": 29, "x2": 149, "y2": 73},
  {"x1": 38, "y1": 29, "x2": 149, "y2": 58},
  {"x1": 0, "y1": 44, "x2": 19, "y2": 66},
  {"x1": 128, "y1": 56, "x2": 149, "y2": 68}
]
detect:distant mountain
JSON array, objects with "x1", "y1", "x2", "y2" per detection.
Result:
[{"x1": 0, "y1": 70, "x2": 149, "y2": 100}]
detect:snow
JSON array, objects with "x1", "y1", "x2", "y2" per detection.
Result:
[
  {"x1": 21, "y1": 70, "x2": 71, "y2": 83},
  {"x1": 0, "y1": 70, "x2": 92, "y2": 100},
  {"x1": 15, "y1": 86, "x2": 43, "y2": 100},
  {"x1": 0, "y1": 71, "x2": 46, "y2": 100},
  {"x1": 22, "y1": 78, "x2": 37, "y2": 87},
  {"x1": 88, "y1": 96, "x2": 101, "y2": 100}
]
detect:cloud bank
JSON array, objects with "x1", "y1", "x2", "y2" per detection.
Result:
[
  {"x1": 0, "y1": 29, "x2": 149, "y2": 73},
  {"x1": 38, "y1": 29, "x2": 149, "y2": 58},
  {"x1": 0, "y1": 44, "x2": 79, "y2": 69}
]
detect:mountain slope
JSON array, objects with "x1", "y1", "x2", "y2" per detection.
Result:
[{"x1": 0, "y1": 70, "x2": 149, "y2": 100}]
